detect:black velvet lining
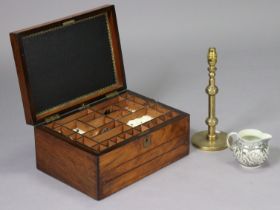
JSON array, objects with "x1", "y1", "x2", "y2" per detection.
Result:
[{"x1": 21, "y1": 14, "x2": 116, "y2": 114}]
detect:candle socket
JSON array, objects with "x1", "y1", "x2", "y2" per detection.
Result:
[{"x1": 191, "y1": 48, "x2": 227, "y2": 151}]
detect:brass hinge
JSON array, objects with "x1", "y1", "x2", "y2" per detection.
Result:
[
  {"x1": 79, "y1": 103, "x2": 91, "y2": 110},
  {"x1": 106, "y1": 91, "x2": 119, "y2": 99},
  {"x1": 62, "y1": 19, "x2": 75, "y2": 26},
  {"x1": 44, "y1": 114, "x2": 60, "y2": 123}
]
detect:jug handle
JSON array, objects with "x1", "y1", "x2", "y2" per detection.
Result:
[{"x1": 226, "y1": 132, "x2": 239, "y2": 151}]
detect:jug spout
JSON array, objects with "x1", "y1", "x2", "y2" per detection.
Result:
[{"x1": 262, "y1": 133, "x2": 272, "y2": 141}]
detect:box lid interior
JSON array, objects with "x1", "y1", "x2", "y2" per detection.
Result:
[{"x1": 11, "y1": 5, "x2": 126, "y2": 125}]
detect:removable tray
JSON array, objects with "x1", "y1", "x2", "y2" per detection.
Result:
[{"x1": 45, "y1": 91, "x2": 180, "y2": 154}]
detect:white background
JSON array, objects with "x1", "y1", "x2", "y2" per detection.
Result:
[{"x1": 0, "y1": 1, "x2": 279, "y2": 210}]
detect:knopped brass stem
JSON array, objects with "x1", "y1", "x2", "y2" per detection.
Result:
[
  {"x1": 191, "y1": 48, "x2": 227, "y2": 151},
  {"x1": 206, "y1": 48, "x2": 218, "y2": 141}
]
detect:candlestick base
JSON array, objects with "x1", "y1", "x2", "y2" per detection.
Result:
[{"x1": 191, "y1": 130, "x2": 228, "y2": 151}]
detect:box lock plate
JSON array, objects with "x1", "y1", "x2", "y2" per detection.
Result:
[{"x1": 143, "y1": 136, "x2": 152, "y2": 148}]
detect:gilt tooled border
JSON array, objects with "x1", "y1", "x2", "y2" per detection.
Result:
[{"x1": 22, "y1": 13, "x2": 119, "y2": 119}]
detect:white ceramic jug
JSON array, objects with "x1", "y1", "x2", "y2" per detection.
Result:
[{"x1": 227, "y1": 129, "x2": 272, "y2": 168}]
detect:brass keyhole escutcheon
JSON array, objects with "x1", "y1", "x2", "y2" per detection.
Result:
[{"x1": 143, "y1": 136, "x2": 151, "y2": 148}]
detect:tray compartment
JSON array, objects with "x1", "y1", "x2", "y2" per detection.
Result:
[
  {"x1": 69, "y1": 133, "x2": 82, "y2": 141},
  {"x1": 108, "y1": 136, "x2": 125, "y2": 144},
  {"x1": 99, "y1": 139, "x2": 117, "y2": 148},
  {"x1": 165, "y1": 111, "x2": 179, "y2": 120},
  {"x1": 119, "y1": 107, "x2": 162, "y2": 127},
  {"x1": 97, "y1": 105, "x2": 122, "y2": 116},
  {"x1": 106, "y1": 109, "x2": 130, "y2": 119},
  {"x1": 46, "y1": 122, "x2": 61, "y2": 129},
  {"x1": 80, "y1": 136, "x2": 98, "y2": 148},
  {"x1": 92, "y1": 144, "x2": 108, "y2": 152},
  {"x1": 116, "y1": 100, "x2": 144, "y2": 113},
  {"x1": 53, "y1": 126, "x2": 75, "y2": 136},
  {"x1": 56, "y1": 109, "x2": 94, "y2": 125},
  {"x1": 134, "y1": 125, "x2": 149, "y2": 132},
  {"x1": 148, "y1": 103, "x2": 169, "y2": 114},
  {"x1": 78, "y1": 111, "x2": 102, "y2": 124},
  {"x1": 63, "y1": 120, "x2": 94, "y2": 134},
  {"x1": 93, "y1": 124, "x2": 131, "y2": 143},
  {"x1": 83, "y1": 116, "x2": 113, "y2": 128},
  {"x1": 99, "y1": 128, "x2": 140, "y2": 149},
  {"x1": 143, "y1": 117, "x2": 164, "y2": 129},
  {"x1": 120, "y1": 92, "x2": 148, "y2": 106},
  {"x1": 92, "y1": 96, "x2": 126, "y2": 112},
  {"x1": 126, "y1": 129, "x2": 140, "y2": 136},
  {"x1": 84, "y1": 121, "x2": 122, "y2": 139},
  {"x1": 118, "y1": 132, "x2": 133, "y2": 140}
]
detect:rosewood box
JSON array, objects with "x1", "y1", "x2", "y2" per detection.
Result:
[{"x1": 10, "y1": 5, "x2": 190, "y2": 200}]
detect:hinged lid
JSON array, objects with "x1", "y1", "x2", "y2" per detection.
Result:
[{"x1": 10, "y1": 5, "x2": 126, "y2": 125}]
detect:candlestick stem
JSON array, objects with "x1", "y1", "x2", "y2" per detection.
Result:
[{"x1": 191, "y1": 48, "x2": 227, "y2": 151}]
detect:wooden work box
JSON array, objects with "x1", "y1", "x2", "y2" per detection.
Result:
[{"x1": 10, "y1": 5, "x2": 190, "y2": 200}]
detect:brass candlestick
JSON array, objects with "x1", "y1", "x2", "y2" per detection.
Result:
[{"x1": 191, "y1": 47, "x2": 227, "y2": 151}]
